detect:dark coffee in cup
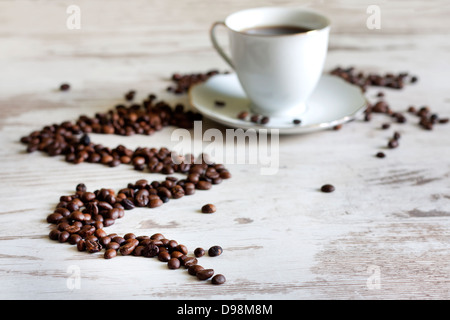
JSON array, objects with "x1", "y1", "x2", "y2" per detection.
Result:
[{"x1": 241, "y1": 25, "x2": 312, "y2": 36}]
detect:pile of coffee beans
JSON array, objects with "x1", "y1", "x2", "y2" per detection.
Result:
[
  {"x1": 330, "y1": 66, "x2": 418, "y2": 92},
  {"x1": 19, "y1": 93, "x2": 235, "y2": 179},
  {"x1": 329, "y1": 67, "x2": 448, "y2": 160},
  {"x1": 47, "y1": 182, "x2": 226, "y2": 284},
  {"x1": 167, "y1": 70, "x2": 224, "y2": 94},
  {"x1": 20, "y1": 86, "x2": 232, "y2": 284}
]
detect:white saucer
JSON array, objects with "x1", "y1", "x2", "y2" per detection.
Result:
[{"x1": 188, "y1": 73, "x2": 368, "y2": 134}]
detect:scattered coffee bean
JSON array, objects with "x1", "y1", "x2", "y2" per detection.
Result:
[
  {"x1": 250, "y1": 114, "x2": 260, "y2": 123},
  {"x1": 201, "y1": 204, "x2": 216, "y2": 214},
  {"x1": 59, "y1": 83, "x2": 70, "y2": 91},
  {"x1": 321, "y1": 184, "x2": 335, "y2": 193},
  {"x1": 388, "y1": 139, "x2": 399, "y2": 149},
  {"x1": 214, "y1": 100, "x2": 226, "y2": 107},
  {"x1": 376, "y1": 152, "x2": 386, "y2": 158},
  {"x1": 208, "y1": 245, "x2": 223, "y2": 257},
  {"x1": 194, "y1": 247, "x2": 205, "y2": 258},
  {"x1": 260, "y1": 116, "x2": 270, "y2": 125},
  {"x1": 197, "y1": 269, "x2": 214, "y2": 280},
  {"x1": 237, "y1": 111, "x2": 249, "y2": 120},
  {"x1": 211, "y1": 274, "x2": 226, "y2": 285},
  {"x1": 124, "y1": 90, "x2": 136, "y2": 101},
  {"x1": 293, "y1": 119, "x2": 302, "y2": 125}
]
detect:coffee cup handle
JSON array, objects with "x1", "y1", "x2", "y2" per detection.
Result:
[{"x1": 210, "y1": 21, "x2": 235, "y2": 69}]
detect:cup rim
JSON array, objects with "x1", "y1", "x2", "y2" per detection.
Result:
[{"x1": 224, "y1": 7, "x2": 331, "y2": 38}]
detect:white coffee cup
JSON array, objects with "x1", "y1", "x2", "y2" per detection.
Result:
[{"x1": 210, "y1": 7, "x2": 330, "y2": 117}]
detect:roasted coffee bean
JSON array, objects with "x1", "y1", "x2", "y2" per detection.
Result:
[
  {"x1": 201, "y1": 204, "x2": 216, "y2": 214},
  {"x1": 58, "y1": 231, "x2": 70, "y2": 243},
  {"x1": 142, "y1": 243, "x2": 159, "y2": 258},
  {"x1": 171, "y1": 185, "x2": 185, "y2": 199},
  {"x1": 104, "y1": 248, "x2": 117, "y2": 259},
  {"x1": 215, "y1": 100, "x2": 226, "y2": 107},
  {"x1": 59, "y1": 83, "x2": 70, "y2": 91},
  {"x1": 388, "y1": 139, "x2": 399, "y2": 149},
  {"x1": 321, "y1": 184, "x2": 335, "y2": 193},
  {"x1": 237, "y1": 111, "x2": 249, "y2": 120},
  {"x1": 85, "y1": 240, "x2": 102, "y2": 253},
  {"x1": 196, "y1": 181, "x2": 212, "y2": 190},
  {"x1": 168, "y1": 257, "x2": 181, "y2": 269},
  {"x1": 211, "y1": 274, "x2": 226, "y2": 285},
  {"x1": 49, "y1": 229, "x2": 61, "y2": 241},
  {"x1": 134, "y1": 189, "x2": 149, "y2": 207},
  {"x1": 77, "y1": 239, "x2": 86, "y2": 251},
  {"x1": 158, "y1": 251, "x2": 171, "y2": 262},
  {"x1": 381, "y1": 123, "x2": 390, "y2": 130},
  {"x1": 124, "y1": 90, "x2": 136, "y2": 101},
  {"x1": 171, "y1": 251, "x2": 184, "y2": 259},
  {"x1": 47, "y1": 212, "x2": 63, "y2": 224},
  {"x1": 79, "y1": 134, "x2": 90, "y2": 146},
  {"x1": 148, "y1": 198, "x2": 163, "y2": 208},
  {"x1": 69, "y1": 234, "x2": 82, "y2": 245},
  {"x1": 183, "y1": 257, "x2": 198, "y2": 268},
  {"x1": 175, "y1": 244, "x2": 188, "y2": 255},
  {"x1": 196, "y1": 269, "x2": 214, "y2": 280},
  {"x1": 76, "y1": 183, "x2": 87, "y2": 192},
  {"x1": 194, "y1": 247, "x2": 205, "y2": 258},
  {"x1": 376, "y1": 152, "x2": 386, "y2": 158},
  {"x1": 121, "y1": 198, "x2": 135, "y2": 210},
  {"x1": 106, "y1": 242, "x2": 120, "y2": 250},
  {"x1": 250, "y1": 114, "x2": 260, "y2": 123},
  {"x1": 208, "y1": 245, "x2": 223, "y2": 257},
  {"x1": 260, "y1": 116, "x2": 270, "y2": 124},
  {"x1": 293, "y1": 119, "x2": 302, "y2": 125}
]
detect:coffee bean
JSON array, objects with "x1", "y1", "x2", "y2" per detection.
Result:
[
  {"x1": 59, "y1": 83, "x2": 70, "y2": 91},
  {"x1": 104, "y1": 249, "x2": 117, "y2": 259},
  {"x1": 194, "y1": 247, "x2": 205, "y2": 258},
  {"x1": 250, "y1": 114, "x2": 260, "y2": 123},
  {"x1": 201, "y1": 204, "x2": 216, "y2": 214},
  {"x1": 158, "y1": 251, "x2": 171, "y2": 262},
  {"x1": 208, "y1": 245, "x2": 223, "y2": 257},
  {"x1": 188, "y1": 264, "x2": 204, "y2": 276},
  {"x1": 293, "y1": 119, "x2": 302, "y2": 125},
  {"x1": 142, "y1": 243, "x2": 159, "y2": 258},
  {"x1": 58, "y1": 231, "x2": 70, "y2": 243},
  {"x1": 211, "y1": 274, "x2": 226, "y2": 285},
  {"x1": 214, "y1": 100, "x2": 226, "y2": 107},
  {"x1": 196, "y1": 269, "x2": 214, "y2": 280},
  {"x1": 183, "y1": 257, "x2": 198, "y2": 268},
  {"x1": 260, "y1": 116, "x2": 270, "y2": 125},
  {"x1": 196, "y1": 181, "x2": 212, "y2": 190},
  {"x1": 237, "y1": 111, "x2": 249, "y2": 120},
  {"x1": 175, "y1": 244, "x2": 188, "y2": 255},
  {"x1": 321, "y1": 184, "x2": 335, "y2": 193},
  {"x1": 376, "y1": 152, "x2": 386, "y2": 158},
  {"x1": 85, "y1": 240, "x2": 102, "y2": 253},
  {"x1": 168, "y1": 257, "x2": 181, "y2": 269},
  {"x1": 388, "y1": 139, "x2": 399, "y2": 149}
]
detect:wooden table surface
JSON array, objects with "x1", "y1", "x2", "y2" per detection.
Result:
[{"x1": 1, "y1": 0, "x2": 450, "y2": 300}]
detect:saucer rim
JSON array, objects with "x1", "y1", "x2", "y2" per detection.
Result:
[{"x1": 188, "y1": 73, "x2": 368, "y2": 134}]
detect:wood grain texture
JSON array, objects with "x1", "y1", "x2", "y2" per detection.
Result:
[{"x1": 1, "y1": 0, "x2": 450, "y2": 300}]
